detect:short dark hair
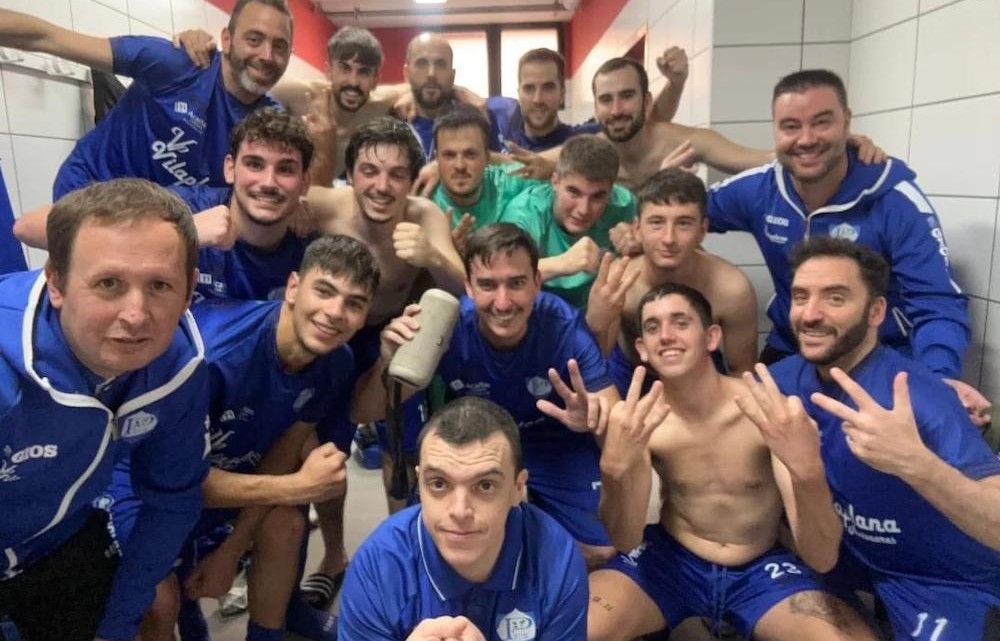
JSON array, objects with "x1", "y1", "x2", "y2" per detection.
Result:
[
  {"x1": 327, "y1": 26, "x2": 383, "y2": 69},
  {"x1": 772, "y1": 69, "x2": 848, "y2": 110},
  {"x1": 635, "y1": 169, "x2": 706, "y2": 218},
  {"x1": 789, "y1": 236, "x2": 889, "y2": 299},
  {"x1": 462, "y1": 223, "x2": 539, "y2": 276},
  {"x1": 518, "y1": 48, "x2": 565, "y2": 88},
  {"x1": 556, "y1": 134, "x2": 619, "y2": 183},
  {"x1": 433, "y1": 104, "x2": 491, "y2": 152},
  {"x1": 47, "y1": 179, "x2": 198, "y2": 290},
  {"x1": 298, "y1": 234, "x2": 381, "y2": 296},
  {"x1": 229, "y1": 107, "x2": 314, "y2": 170},
  {"x1": 637, "y1": 282, "x2": 714, "y2": 329},
  {"x1": 345, "y1": 117, "x2": 425, "y2": 182},
  {"x1": 417, "y1": 397, "x2": 523, "y2": 473},
  {"x1": 228, "y1": 0, "x2": 292, "y2": 39},
  {"x1": 592, "y1": 57, "x2": 649, "y2": 98}
]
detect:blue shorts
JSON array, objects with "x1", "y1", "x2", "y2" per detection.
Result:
[
  {"x1": 605, "y1": 524, "x2": 826, "y2": 637},
  {"x1": 315, "y1": 321, "x2": 428, "y2": 454},
  {"x1": 527, "y1": 480, "x2": 609, "y2": 547},
  {"x1": 870, "y1": 571, "x2": 1000, "y2": 641}
]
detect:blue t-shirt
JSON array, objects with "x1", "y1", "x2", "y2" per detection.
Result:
[
  {"x1": 169, "y1": 185, "x2": 310, "y2": 302},
  {"x1": 193, "y1": 299, "x2": 355, "y2": 474},
  {"x1": 338, "y1": 503, "x2": 587, "y2": 640},
  {"x1": 487, "y1": 96, "x2": 600, "y2": 152},
  {"x1": 437, "y1": 293, "x2": 611, "y2": 489},
  {"x1": 53, "y1": 36, "x2": 278, "y2": 198},
  {"x1": 770, "y1": 346, "x2": 1000, "y2": 591}
]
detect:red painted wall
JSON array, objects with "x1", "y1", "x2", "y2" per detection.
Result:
[
  {"x1": 566, "y1": 0, "x2": 629, "y2": 77},
  {"x1": 369, "y1": 27, "x2": 425, "y2": 84},
  {"x1": 204, "y1": 0, "x2": 336, "y2": 72}
]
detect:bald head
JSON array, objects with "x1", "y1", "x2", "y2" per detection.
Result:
[{"x1": 404, "y1": 33, "x2": 456, "y2": 112}]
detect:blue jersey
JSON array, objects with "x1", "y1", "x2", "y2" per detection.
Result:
[
  {"x1": 770, "y1": 346, "x2": 1000, "y2": 637},
  {"x1": 193, "y1": 300, "x2": 355, "y2": 473},
  {"x1": 708, "y1": 149, "x2": 969, "y2": 377},
  {"x1": 169, "y1": 185, "x2": 311, "y2": 302},
  {"x1": 338, "y1": 503, "x2": 587, "y2": 641},
  {"x1": 487, "y1": 96, "x2": 600, "y2": 152},
  {"x1": 53, "y1": 37, "x2": 278, "y2": 199},
  {"x1": 0, "y1": 270, "x2": 209, "y2": 641},
  {"x1": 438, "y1": 293, "x2": 611, "y2": 490}
]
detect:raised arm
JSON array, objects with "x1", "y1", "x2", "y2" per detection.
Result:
[
  {"x1": 0, "y1": 9, "x2": 113, "y2": 73},
  {"x1": 734, "y1": 365, "x2": 842, "y2": 572},
  {"x1": 350, "y1": 306, "x2": 423, "y2": 424},
  {"x1": 649, "y1": 47, "x2": 688, "y2": 124},
  {"x1": 599, "y1": 368, "x2": 669, "y2": 552},
  {"x1": 396, "y1": 197, "x2": 466, "y2": 295}
]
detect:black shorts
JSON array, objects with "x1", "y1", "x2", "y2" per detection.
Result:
[{"x1": 0, "y1": 510, "x2": 119, "y2": 641}]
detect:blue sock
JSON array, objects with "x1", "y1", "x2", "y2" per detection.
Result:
[
  {"x1": 286, "y1": 594, "x2": 338, "y2": 641},
  {"x1": 246, "y1": 620, "x2": 285, "y2": 641},
  {"x1": 177, "y1": 596, "x2": 209, "y2": 641}
]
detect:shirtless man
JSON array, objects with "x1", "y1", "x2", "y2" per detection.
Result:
[
  {"x1": 587, "y1": 169, "x2": 758, "y2": 392},
  {"x1": 588, "y1": 283, "x2": 876, "y2": 641},
  {"x1": 307, "y1": 115, "x2": 463, "y2": 504}
]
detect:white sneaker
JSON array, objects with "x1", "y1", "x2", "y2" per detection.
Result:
[{"x1": 218, "y1": 569, "x2": 248, "y2": 617}]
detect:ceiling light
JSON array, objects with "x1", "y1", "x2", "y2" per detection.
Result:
[{"x1": 414, "y1": 0, "x2": 446, "y2": 4}]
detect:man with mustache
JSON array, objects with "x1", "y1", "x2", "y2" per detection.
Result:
[
  {"x1": 0, "y1": 0, "x2": 293, "y2": 198},
  {"x1": 707, "y1": 69, "x2": 987, "y2": 421},
  {"x1": 741, "y1": 237, "x2": 1000, "y2": 641}
]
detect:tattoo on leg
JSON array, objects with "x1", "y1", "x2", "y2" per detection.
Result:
[
  {"x1": 590, "y1": 595, "x2": 614, "y2": 612},
  {"x1": 788, "y1": 592, "x2": 853, "y2": 631}
]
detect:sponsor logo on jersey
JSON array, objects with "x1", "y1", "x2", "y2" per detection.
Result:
[
  {"x1": 525, "y1": 376, "x2": 552, "y2": 398},
  {"x1": 150, "y1": 126, "x2": 210, "y2": 187},
  {"x1": 829, "y1": 222, "x2": 860, "y2": 242},
  {"x1": 497, "y1": 609, "x2": 536, "y2": 641},
  {"x1": 448, "y1": 379, "x2": 491, "y2": 396},
  {"x1": 834, "y1": 501, "x2": 901, "y2": 545},
  {"x1": 119, "y1": 411, "x2": 158, "y2": 440},
  {"x1": 764, "y1": 214, "x2": 789, "y2": 244},
  {"x1": 293, "y1": 388, "x2": 315, "y2": 413},
  {"x1": 0, "y1": 444, "x2": 60, "y2": 483},
  {"x1": 219, "y1": 406, "x2": 256, "y2": 423}
]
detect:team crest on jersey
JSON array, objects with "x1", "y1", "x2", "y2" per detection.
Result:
[
  {"x1": 294, "y1": 388, "x2": 315, "y2": 412},
  {"x1": 496, "y1": 609, "x2": 536, "y2": 641},
  {"x1": 829, "y1": 223, "x2": 860, "y2": 242},
  {"x1": 525, "y1": 376, "x2": 552, "y2": 398},
  {"x1": 119, "y1": 411, "x2": 158, "y2": 439}
]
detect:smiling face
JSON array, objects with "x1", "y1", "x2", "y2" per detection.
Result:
[
  {"x1": 790, "y1": 255, "x2": 884, "y2": 371},
  {"x1": 225, "y1": 139, "x2": 309, "y2": 228},
  {"x1": 593, "y1": 66, "x2": 650, "y2": 143},
  {"x1": 418, "y1": 429, "x2": 527, "y2": 583},
  {"x1": 635, "y1": 293, "x2": 720, "y2": 381},
  {"x1": 348, "y1": 143, "x2": 414, "y2": 224},
  {"x1": 283, "y1": 266, "x2": 371, "y2": 360},
  {"x1": 552, "y1": 172, "x2": 612, "y2": 235},
  {"x1": 46, "y1": 218, "x2": 194, "y2": 380},
  {"x1": 221, "y1": 2, "x2": 292, "y2": 97},
  {"x1": 329, "y1": 55, "x2": 379, "y2": 112},
  {"x1": 517, "y1": 59, "x2": 563, "y2": 137},
  {"x1": 466, "y1": 247, "x2": 540, "y2": 350},
  {"x1": 638, "y1": 200, "x2": 706, "y2": 270},
  {"x1": 773, "y1": 85, "x2": 851, "y2": 186}
]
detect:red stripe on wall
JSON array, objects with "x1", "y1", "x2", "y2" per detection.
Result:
[
  {"x1": 566, "y1": 0, "x2": 629, "y2": 77},
  {"x1": 204, "y1": 0, "x2": 337, "y2": 72}
]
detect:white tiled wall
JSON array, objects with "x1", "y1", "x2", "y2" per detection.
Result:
[
  {"x1": 567, "y1": 0, "x2": 1000, "y2": 397},
  {"x1": 0, "y1": 0, "x2": 324, "y2": 267}
]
